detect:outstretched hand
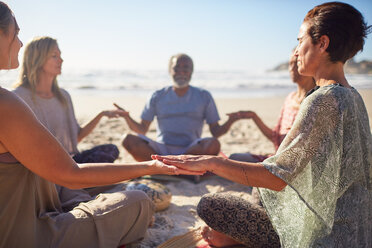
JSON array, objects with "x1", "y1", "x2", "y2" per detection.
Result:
[
  {"x1": 100, "y1": 109, "x2": 126, "y2": 118},
  {"x1": 227, "y1": 110, "x2": 256, "y2": 120},
  {"x1": 152, "y1": 154, "x2": 218, "y2": 173},
  {"x1": 113, "y1": 103, "x2": 130, "y2": 117},
  {"x1": 149, "y1": 158, "x2": 206, "y2": 176}
]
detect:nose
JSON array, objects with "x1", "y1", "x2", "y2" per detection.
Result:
[
  {"x1": 18, "y1": 37, "x2": 23, "y2": 48},
  {"x1": 294, "y1": 47, "x2": 299, "y2": 57}
]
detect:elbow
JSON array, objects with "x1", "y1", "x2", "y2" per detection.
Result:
[
  {"x1": 66, "y1": 184, "x2": 85, "y2": 190},
  {"x1": 59, "y1": 183, "x2": 82, "y2": 190},
  {"x1": 50, "y1": 166, "x2": 85, "y2": 190},
  {"x1": 137, "y1": 129, "x2": 147, "y2": 135},
  {"x1": 211, "y1": 130, "x2": 221, "y2": 138},
  {"x1": 53, "y1": 176, "x2": 84, "y2": 189},
  {"x1": 138, "y1": 125, "x2": 149, "y2": 135},
  {"x1": 77, "y1": 133, "x2": 84, "y2": 143}
]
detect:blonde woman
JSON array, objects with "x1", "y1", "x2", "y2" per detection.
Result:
[
  {"x1": 0, "y1": 2, "x2": 201, "y2": 247},
  {"x1": 14, "y1": 36, "x2": 120, "y2": 163}
]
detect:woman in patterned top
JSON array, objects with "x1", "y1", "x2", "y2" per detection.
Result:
[{"x1": 154, "y1": 2, "x2": 372, "y2": 247}]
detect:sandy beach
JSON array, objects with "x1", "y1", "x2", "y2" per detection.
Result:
[{"x1": 71, "y1": 89, "x2": 372, "y2": 247}]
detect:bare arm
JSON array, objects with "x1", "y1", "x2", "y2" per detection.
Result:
[
  {"x1": 154, "y1": 155, "x2": 287, "y2": 191},
  {"x1": 0, "y1": 90, "x2": 201, "y2": 189},
  {"x1": 78, "y1": 110, "x2": 123, "y2": 142},
  {"x1": 209, "y1": 114, "x2": 241, "y2": 138},
  {"x1": 114, "y1": 103, "x2": 151, "y2": 135},
  {"x1": 229, "y1": 111, "x2": 273, "y2": 140}
]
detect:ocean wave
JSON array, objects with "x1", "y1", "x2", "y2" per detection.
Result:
[{"x1": 2, "y1": 68, "x2": 371, "y2": 96}]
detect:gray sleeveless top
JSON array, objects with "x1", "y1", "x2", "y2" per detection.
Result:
[{"x1": 13, "y1": 87, "x2": 80, "y2": 155}]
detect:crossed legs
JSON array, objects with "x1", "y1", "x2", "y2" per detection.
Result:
[
  {"x1": 197, "y1": 192, "x2": 280, "y2": 247},
  {"x1": 122, "y1": 134, "x2": 155, "y2": 161},
  {"x1": 122, "y1": 134, "x2": 221, "y2": 162},
  {"x1": 185, "y1": 137, "x2": 220, "y2": 155}
]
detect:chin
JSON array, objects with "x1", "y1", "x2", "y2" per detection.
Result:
[{"x1": 298, "y1": 67, "x2": 311, "y2": 77}]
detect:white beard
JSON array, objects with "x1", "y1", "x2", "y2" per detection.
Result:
[{"x1": 173, "y1": 79, "x2": 190, "y2": 88}]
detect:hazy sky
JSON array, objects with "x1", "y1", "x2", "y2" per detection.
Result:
[{"x1": 6, "y1": 0, "x2": 372, "y2": 73}]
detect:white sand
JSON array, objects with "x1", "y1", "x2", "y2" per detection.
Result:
[{"x1": 71, "y1": 89, "x2": 372, "y2": 247}]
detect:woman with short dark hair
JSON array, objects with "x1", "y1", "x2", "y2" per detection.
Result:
[{"x1": 155, "y1": 2, "x2": 372, "y2": 247}]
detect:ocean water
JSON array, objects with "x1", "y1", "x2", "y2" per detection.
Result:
[{"x1": 1, "y1": 68, "x2": 372, "y2": 98}]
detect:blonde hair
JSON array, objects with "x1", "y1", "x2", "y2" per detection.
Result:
[{"x1": 15, "y1": 36, "x2": 66, "y2": 105}]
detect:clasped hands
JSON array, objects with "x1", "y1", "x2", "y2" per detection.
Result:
[{"x1": 226, "y1": 110, "x2": 257, "y2": 121}]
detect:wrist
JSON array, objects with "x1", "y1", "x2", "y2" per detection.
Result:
[
  {"x1": 98, "y1": 111, "x2": 105, "y2": 118},
  {"x1": 209, "y1": 156, "x2": 223, "y2": 173},
  {"x1": 122, "y1": 113, "x2": 130, "y2": 119},
  {"x1": 144, "y1": 160, "x2": 161, "y2": 175}
]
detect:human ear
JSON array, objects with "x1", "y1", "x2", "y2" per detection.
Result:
[{"x1": 318, "y1": 35, "x2": 330, "y2": 52}]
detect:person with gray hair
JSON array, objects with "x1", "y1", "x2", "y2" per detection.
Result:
[{"x1": 118, "y1": 53, "x2": 240, "y2": 166}]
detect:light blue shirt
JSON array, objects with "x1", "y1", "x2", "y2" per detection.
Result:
[{"x1": 141, "y1": 86, "x2": 220, "y2": 146}]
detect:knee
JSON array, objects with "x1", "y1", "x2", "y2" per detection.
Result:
[
  {"x1": 206, "y1": 137, "x2": 220, "y2": 155},
  {"x1": 124, "y1": 190, "x2": 155, "y2": 216},
  {"x1": 122, "y1": 134, "x2": 137, "y2": 151},
  {"x1": 197, "y1": 193, "x2": 217, "y2": 220},
  {"x1": 229, "y1": 153, "x2": 239, "y2": 160},
  {"x1": 101, "y1": 144, "x2": 120, "y2": 158},
  {"x1": 229, "y1": 153, "x2": 249, "y2": 161},
  {"x1": 229, "y1": 152, "x2": 258, "y2": 162}
]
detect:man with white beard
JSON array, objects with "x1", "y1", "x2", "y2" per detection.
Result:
[{"x1": 118, "y1": 54, "x2": 238, "y2": 166}]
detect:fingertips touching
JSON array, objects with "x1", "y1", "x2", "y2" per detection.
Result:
[{"x1": 151, "y1": 154, "x2": 162, "y2": 160}]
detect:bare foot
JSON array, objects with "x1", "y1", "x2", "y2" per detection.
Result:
[
  {"x1": 148, "y1": 216, "x2": 155, "y2": 227},
  {"x1": 201, "y1": 226, "x2": 241, "y2": 247}
]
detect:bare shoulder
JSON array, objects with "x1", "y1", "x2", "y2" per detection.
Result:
[
  {"x1": 0, "y1": 87, "x2": 23, "y2": 111},
  {"x1": 0, "y1": 87, "x2": 37, "y2": 128},
  {"x1": 0, "y1": 87, "x2": 29, "y2": 116}
]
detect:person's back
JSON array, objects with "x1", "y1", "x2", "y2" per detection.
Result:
[
  {"x1": 324, "y1": 87, "x2": 371, "y2": 246},
  {"x1": 260, "y1": 84, "x2": 372, "y2": 247}
]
